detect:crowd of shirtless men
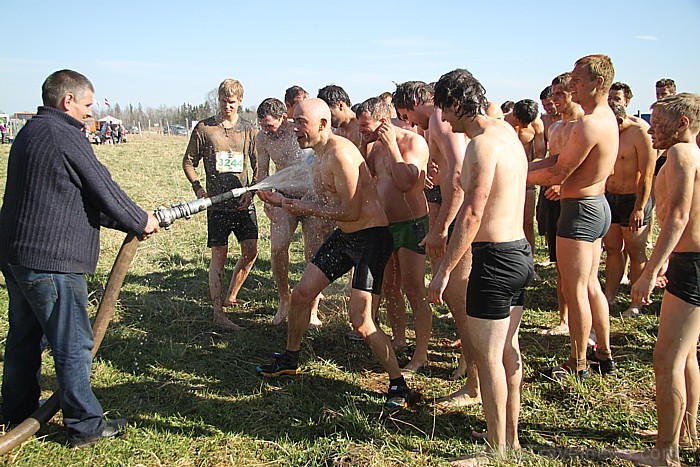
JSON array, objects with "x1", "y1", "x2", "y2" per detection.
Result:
[{"x1": 182, "y1": 54, "x2": 700, "y2": 466}]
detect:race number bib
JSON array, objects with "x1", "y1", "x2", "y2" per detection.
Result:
[{"x1": 215, "y1": 151, "x2": 244, "y2": 173}]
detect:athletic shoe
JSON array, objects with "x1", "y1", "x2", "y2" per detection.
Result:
[
  {"x1": 588, "y1": 352, "x2": 617, "y2": 376},
  {"x1": 69, "y1": 418, "x2": 127, "y2": 449},
  {"x1": 256, "y1": 352, "x2": 299, "y2": 377},
  {"x1": 385, "y1": 384, "x2": 412, "y2": 409}
]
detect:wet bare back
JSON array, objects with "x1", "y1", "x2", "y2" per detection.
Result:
[{"x1": 467, "y1": 119, "x2": 528, "y2": 243}]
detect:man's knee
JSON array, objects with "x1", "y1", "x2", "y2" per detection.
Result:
[
  {"x1": 349, "y1": 312, "x2": 375, "y2": 338},
  {"x1": 403, "y1": 280, "x2": 427, "y2": 306},
  {"x1": 291, "y1": 283, "x2": 317, "y2": 307},
  {"x1": 653, "y1": 348, "x2": 676, "y2": 378},
  {"x1": 239, "y1": 241, "x2": 258, "y2": 263},
  {"x1": 270, "y1": 242, "x2": 290, "y2": 259}
]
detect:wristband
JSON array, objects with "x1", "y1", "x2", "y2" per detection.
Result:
[{"x1": 191, "y1": 180, "x2": 202, "y2": 192}]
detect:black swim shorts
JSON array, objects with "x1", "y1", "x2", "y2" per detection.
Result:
[
  {"x1": 605, "y1": 192, "x2": 652, "y2": 228},
  {"x1": 467, "y1": 238, "x2": 534, "y2": 320},
  {"x1": 557, "y1": 195, "x2": 611, "y2": 243},
  {"x1": 207, "y1": 207, "x2": 258, "y2": 247},
  {"x1": 546, "y1": 198, "x2": 561, "y2": 263},
  {"x1": 666, "y1": 251, "x2": 700, "y2": 307},
  {"x1": 311, "y1": 226, "x2": 393, "y2": 294}
]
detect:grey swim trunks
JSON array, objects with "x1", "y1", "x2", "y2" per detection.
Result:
[{"x1": 557, "y1": 194, "x2": 611, "y2": 243}]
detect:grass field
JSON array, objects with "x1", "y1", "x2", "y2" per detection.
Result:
[{"x1": 0, "y1": 135, "x2": 697, "y2": 466}]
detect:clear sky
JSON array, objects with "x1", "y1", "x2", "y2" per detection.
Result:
[{"x1": 1, "y1": 0, "x2": 699, "y2": 117}]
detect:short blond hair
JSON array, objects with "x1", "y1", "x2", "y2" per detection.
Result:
[
  {"x1": 651, "y1": 93, "x2": 700, "y2": 133},
  {"x1": 575, "y1": 54, "x2": 615, "y2": 90},
  {"x1": 218, "y1": 79, "x2": 244, "y2": 100}
]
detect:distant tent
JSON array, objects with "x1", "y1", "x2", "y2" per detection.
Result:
[{"x1": 99, "y1": 115, "x2": 122, "y2": 124}]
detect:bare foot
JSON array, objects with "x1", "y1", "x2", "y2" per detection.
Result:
[
  {"x1": 308, "y1": 309, "x2": 323, "y2": 328},
  {"x1": 449, "y1": 453, "x2": 492, "y2": 466},
  {"x1": 272, "y1": 296, "x2": 289, "y2": 325},
  {"x1": 540, "y1": 322, "x2": 569, "y2": 336},
  {"x1": 223, "y1": 298, "x2": 248, "y2": 307},
  {"x1": 213, "y1": 313, "x2": 243, "y2": 330},
  {"x1": 436, "y1": 386, "x2": 481, "y2": 408},
  {"x1": 622, "y1": 306, "x2": 642, "y2": 318},
  {"x1": 402, "y1": 359, "x2": 427, "y2": 377},
  {"x1": 636, "y1": 429, "x2": 697, "y2": 449},
  {"x1": 616, "y1": 448, "x2": 681, "y2": 466},
  {"x1": 470, "y1": 431, "x2": 521, "y2": 451}
]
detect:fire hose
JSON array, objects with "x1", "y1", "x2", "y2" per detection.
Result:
[{"x1": 0, "y1": 188, "x2": 248, "y2": 454}]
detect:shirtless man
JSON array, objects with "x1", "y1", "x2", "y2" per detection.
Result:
[
  {"x1": 429, "y1": 68, "x2": 533, "y2": 464},
  {"x1": 655, "y1": 79, "x2": 677, "y2": 101},
  {"x1": 528, "y1": 55, "x2": 618, "y2": 379},
  {"x1": 256, "y1": 98, "x2": 415, "y2": 409},
  {"x1": 539, "y1": 73, "x2": 584, "y2": 337},
  {"x1": 540, "y1": 85, "x2": 561, "y2": 145},
  {"x1": 284, "y1": 85, "x2": 308, "y2": 118},
  {"x1": 653, "y1": 80, "x2": 678, "y2": 176},
  {"x1": 609, "y1": 82, "x2": 654, "y2": 265},
  {"x1": 356, "y1": 97, "x2": 431, "y2": 372},
  {"x1": 255, "y1": 97, "x2": 331, "y2": 327},
  {"x1": 501, "y1": 100, "x2": 515, "y2": 117},
  {"x1": 603, "y1": 101, "x2": 655, "y2": 317},
  {"x1": 393, "y1": 81, "x2": 480, "y2": 406},
  {"x1": 317, "y1": 85, "x2": 362, "y2": 148},
  {"x1": 620, "y1": 93, "x2": 700, "y2": 467},
  {"x1": 536, "y1": 85, "x2": 562, "y2": 256},
  {"x1": 505, "y1": 99, "x2": 546, "y2": 260},
  {"x1": 609, "y1": 82, "x2": 648, "y2": 126}
]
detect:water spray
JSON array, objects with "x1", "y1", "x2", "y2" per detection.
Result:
[{"x1": 155, "y1": 163, "x2": 313, "y2": 229}]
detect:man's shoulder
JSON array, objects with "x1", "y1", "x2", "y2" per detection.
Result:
[
  {"x1": 398, "y1": 126, "x2": 427, "y2": 148},
  {"x1": 194, "y1": 115, "x2": 219, "y2": 130},
  {"x1": 330, "y1": 134, "x2": 362, "y2": 159},
  {"x1": 668, "y1": 142, "x2": 700, "y2": 162}
]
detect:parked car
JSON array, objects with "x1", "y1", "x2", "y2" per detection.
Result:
[
  {"x1": 127, "y1": 126, "x2": 140, "y2": 134},
  {"x1": 165, "y1": 124, "x2": 187, "y2": 136}
]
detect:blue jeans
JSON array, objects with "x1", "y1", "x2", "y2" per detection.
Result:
[{"x1": 0, "y1": 262, "x2": 105, "y2": 441}]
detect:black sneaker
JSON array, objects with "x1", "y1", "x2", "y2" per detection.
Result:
[
  {"x1": 539, "y1": 364, "x2": 590, "y2": 382},
  {"x1": 69, "y1": 418, "x2": 127, "y2": 449},
  {"x1": 385, "y1": 384, "x2": 412, "y2": 409},
  {"x1": 589, "y1": 352, "x2": 617, "y2": 376},
  {"x1": 256, "y1": 352, "x2": 299, "y2": 377}
]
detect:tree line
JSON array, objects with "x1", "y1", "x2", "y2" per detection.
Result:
[{"x1": 91, "y1": 89, "x2": 257, "y2": 129}]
